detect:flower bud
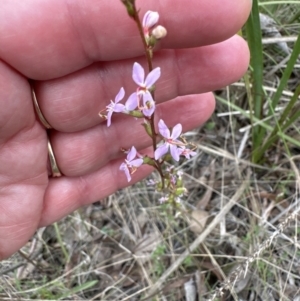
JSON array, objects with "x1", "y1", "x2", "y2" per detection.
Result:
[
  {"x1": 147, "y1": 36, "x2": 157, "y2": 48},
  {"x1": 156, "y1": 182, "x2": 163, "y2": 192},
  {"x1": 120, "y1": 0, "x2": 136, "y2": 18},
  {"x1": 175, "y1": 187, "x2": 187, "y2": 196},
  {"x1": 142, "y1": 120, "x2": 153, "y2": 137},
  {"x1": 143, "y1": 155, "x2": 156, "y2": 167},
  {"x1": 127, "y1": 110, "x2": 144, "y2": 118},
  {"x1": 168, "y1": 194, "x2": 175, "y2": 202},
  {"x1": 152, "y1": 25, "x2": 167, "y2": 40},
  {"x1": 176, "y1": 177, "x2": 183, "y2": 188},
  {"x1": 143, "y1": 11, "x2": 159, "y2": 28}
]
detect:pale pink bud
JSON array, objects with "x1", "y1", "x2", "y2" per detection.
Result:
[
  {"x1": 143, "y1": 11, "x2": 159, "y2": 28},
  {"x1": 152, "y1": 25, "x2": 167, "y2": 40}
]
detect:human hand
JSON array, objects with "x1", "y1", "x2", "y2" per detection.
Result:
[{"x1": 0, "y1": 0, "x2": 251, "y2": 260}]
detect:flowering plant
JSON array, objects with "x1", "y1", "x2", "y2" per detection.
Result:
[{"x1": 100, "y1": 0, "x2": 196, "y2": 204}]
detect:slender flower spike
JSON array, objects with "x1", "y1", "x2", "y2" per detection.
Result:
[
  {"x1": 143, "y1": 11, "x2": 159, "y2": 30},
  {"x1": 119, "y1": 146, "x2": 143, "y2": 182},
  {"x1": 132, "y1": 62, "x2": 160, "y2": 94},
  {"x1": 154, "y1": 119, "x2": 184, "y2": 161},
  {"x1": 106, "y1": 87, "x2": 125, "y2": 127}
]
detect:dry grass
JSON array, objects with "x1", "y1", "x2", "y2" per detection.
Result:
[{"x1": 1, "y1": 2, "x2": 300, "y2": 301}]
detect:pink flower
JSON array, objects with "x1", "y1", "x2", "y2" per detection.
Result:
[
  {"x1": 106, "y1": 87, "x2": 125, "y2": 127},
  {"x1": 158, "y1": 196, "x2": 168, "y2": 204},
  {"x1": 125, "y1": 63, "x2": 160, "y2": 116},
  {"x1": 179, "y1": 147, "x2": 197, "y2": 159},
  {"x1": 120, "y1": 146, "x2": 143, "y2": 182},
  {"x1": 154, "y1": 119, "x2": 184, "y2": 161},
  {"x1": 132, "y1": 62, "x2": 161, "y2": 93}
]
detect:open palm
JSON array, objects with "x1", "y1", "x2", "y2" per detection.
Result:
[{"x1": 0, "y1": 0, "x2": 251, "y2": 260}]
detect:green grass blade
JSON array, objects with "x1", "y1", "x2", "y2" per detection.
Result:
[
  {"x1": 244, "y1": 0, "x2": 265, "y2": 157},
  {"x1": 251, "y1": 87, "x2": 300, "y2": 159},
  {"x1": 252, "y1": 32, "x2": 300, "y2": 162},
  {"x1": 259, "y1": 1, "x2": 300, "y2": 5},
  {"x1": 216, "y1": 95, "x2": 300, "y2": 149},
  {"x1": 287, "y1": 7, "x2": 300, "y2": 23},
  {"x1": 58, "y1": 280, "x2": 98, "y2": 300},
  {"x1": 268, "y1": 32, "x2": 300, "y2": 113},
  {"x1": 54, "y1": 222, "x2": 69, "y2": 262}
]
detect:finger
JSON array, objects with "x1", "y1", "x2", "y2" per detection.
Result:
[
  {"x1": 40, "y1": 93, "x2": 214, "y2": 226},
  {"x1": 0, "y1": 0, "x2": 251, "y2": 79},
  {"x1": 0, "y1": 60, "x2": 47, "y2": 186},
  {"x1": 0, "y1": 61, "x2": 34, "y2": 141},
  {"x1": 0, "y1": 60, "x2": 48, "y2": 260},
  {"x1": 35, "y1": 35, "x2": 249, "y2": 132},
  {"x1": 50, "y1": 92, "x2": 215, "y2": 177}
]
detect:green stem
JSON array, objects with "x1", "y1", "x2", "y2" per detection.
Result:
[{"x1": 54, "y1": 222, "x2": 69, "y2": 262}]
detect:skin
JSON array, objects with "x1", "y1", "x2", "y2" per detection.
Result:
[{"x1": 0, "y1": 0, "x2": 251, "y2": 260}]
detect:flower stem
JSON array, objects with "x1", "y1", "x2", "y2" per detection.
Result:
[
  {"x1": 130, "y1": 4, "x2": 166, "y2": 187},
  {"x1": 130, "y1": 5, "x2": 153, "y2": 71}
]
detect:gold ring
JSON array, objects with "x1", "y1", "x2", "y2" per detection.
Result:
[
  {"x1": 32, "y1": 87, "x2": 52, "y2": 129},
  {"x1": 48, "y1": 138, "x2": 62, "y2": 177}
]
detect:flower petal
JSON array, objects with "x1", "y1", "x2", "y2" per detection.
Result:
[
  {"x1": 113, "y1": 103, "x2": 125, "y2": 113},
  {"x1": 154, "y1": 143, "x2": 169, "y2": 160},
  {"x1": 170, "y1": 145, "x2": 180, "y2": 161},
  {"x1": 120, "y1": 163, "x2": 131, "y2": 182},
  {"x1": 171, "y1": 123, "x2": 182, "y2": 139},
  {"x1": 142, "y1": 11, "x2": 159, "y2": 28},
  {"x1": 125, "y1": 92, "x2": 138, "y2": 111},
  {"x1": 144, "y1": 67, "x2": 161, "y2": 88},
  {"x1": 127, "y1": 146, "x2": 137, "y2": 162},
  {"x1": 143, "y1": 91, "x2": 154, "y2": 103},
  {"x1": 132, "y1": 62, "x2": 145, "y2": 86},
  {"x1": 130, "y1": 158, "x2": 143, "y2": 167},
  {"x1": 159, "y1": 196, "x2": 168, "y2": 204},
  {"x1": 142, "y1": 106, "x2": 155, "y2": 117},
  {"x1": 158, "y1": 119, "x2": 170, "y2": 138},
  {"x1": 115, "y1": 87, "x2": 125, "y2": 103},
  {"x1": 107, "y1": 110, "x2": 113, "y2": 127},
  {"x1": 142, "y1": 93, "x2": 155, "y2": 116},
  {"x1": 180, "y1": 148, "x2": 197, "y2": 159},
  {"x1": 187, "y1": 151, "x2": 197, "y2": 159}
]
